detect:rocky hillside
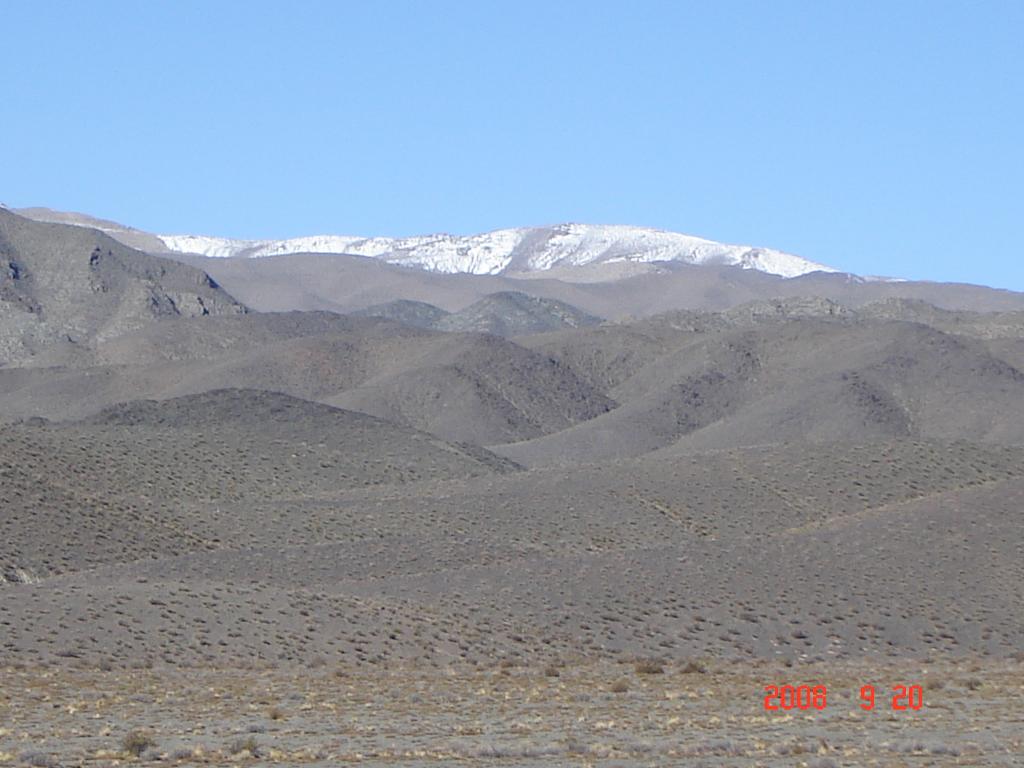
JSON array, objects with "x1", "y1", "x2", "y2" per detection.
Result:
[{"x1": 0, "y1": 209, "x2": 245, "y2": 366}]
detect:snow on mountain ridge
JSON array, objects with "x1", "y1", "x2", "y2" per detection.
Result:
[{"x1": 157, "y1": 224, "x2": 837, "y2": 279}]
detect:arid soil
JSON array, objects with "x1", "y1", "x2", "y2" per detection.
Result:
[
  {"x1": 2, "y1": 658, "x2": 1021, "y2": 767},
  {"x1": 4, "y1": 209, "x2": 1024, "y2": 766}
]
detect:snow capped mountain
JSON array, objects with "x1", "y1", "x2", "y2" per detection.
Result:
[{"x1": 157, "y1": 223, "x2": 837, "y2": 279}]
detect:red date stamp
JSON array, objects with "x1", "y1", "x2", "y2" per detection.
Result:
[{"x1": 763, "y1": 684, "x2": 923, "y2": 712}]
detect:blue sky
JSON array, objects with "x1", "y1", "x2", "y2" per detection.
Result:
[{"x1": 4, "y1": 1, "x2": 1022, "y2": 290}]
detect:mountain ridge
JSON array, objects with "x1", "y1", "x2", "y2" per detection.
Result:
[
  {"x1": 157, "y1": 222, "x2": 837, "y2": 278},
  {"x1": 14, "y1": 208, "x2": 838, "y2": 279}
]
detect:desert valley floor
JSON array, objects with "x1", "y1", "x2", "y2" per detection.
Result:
[{"x1": 3, "y1": 658, "x2": 1023, "y2": 767}]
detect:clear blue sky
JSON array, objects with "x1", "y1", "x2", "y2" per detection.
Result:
[{"x1": 4, "y1": 1, "x2": 1022, "y2": 289}]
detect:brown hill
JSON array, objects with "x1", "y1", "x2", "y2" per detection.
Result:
[
  {"x1": 434, "y1": 291, "x2": 603, "y2": 336},
  {"x1": 326, "y1": 331, "x2": 615, "y2": 444},
  {"x1": 495, "y1": 317, "x2": 1024, "y2": 465},
  {"x1": 0, "y1": 388, "x2": 516, "y2": 581},
  {"x1": 0, "y1": 311, "x2": 612, "y2": 445}
]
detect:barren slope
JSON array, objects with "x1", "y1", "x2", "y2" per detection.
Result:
[
  {"x1": 0, "y1": 316, "x2": 613, "y2": 445},
  {"x1": 0, "y1": 209, "x2": 245, "y2": 366},
  {"x1": 2, "y1": 440, "x2": 1022, "y2": 666},
  {"x1": 496, "y1": 318, "x2": 1024, "y2": 465},
  {"x1": 0, "y1": 389, "x2": 516, "y2": 580}
]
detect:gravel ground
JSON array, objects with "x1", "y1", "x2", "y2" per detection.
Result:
[{"x1": 1, "y1": 657, "x2": 1021, "y2": 767}]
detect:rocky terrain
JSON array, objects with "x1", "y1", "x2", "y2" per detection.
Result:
[{"x1": 0, "y1": 209, "x2": 244, "y2": 367}]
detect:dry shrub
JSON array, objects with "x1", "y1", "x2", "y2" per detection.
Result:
[
  {"x1": 121, "y1": 730, "x2": 157, "y2": 758},
  {"x1": 228, "y1": 736, "x2": 259, "y2": 757},
  {"x1": 635, "y1": 659, "x2": 664, "y2": 675}
]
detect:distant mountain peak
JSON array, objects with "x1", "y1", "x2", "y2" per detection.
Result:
[
  {"x1": 155, "y1": 222, "x2": 838, "y2": 279},
  {"x1": 12, "y1": 207, "x2": 847, "y2": 279}
]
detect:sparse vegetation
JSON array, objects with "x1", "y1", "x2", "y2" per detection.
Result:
[
  {"x1": 634, "y1": 659, "x2": 664, "y2": 675},
  {"x1": 0, "y1": 659, "x2": 1018, "y2": 765},
  {"x1": 18, "y1": 753, "x2": 58, "y2": 768},
  {"x1": 120, "y1": 730, "x2": 156, "y2": 758},
  {"x1": 228, "y1": 736, "x2": 260, "y2": 757}
]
